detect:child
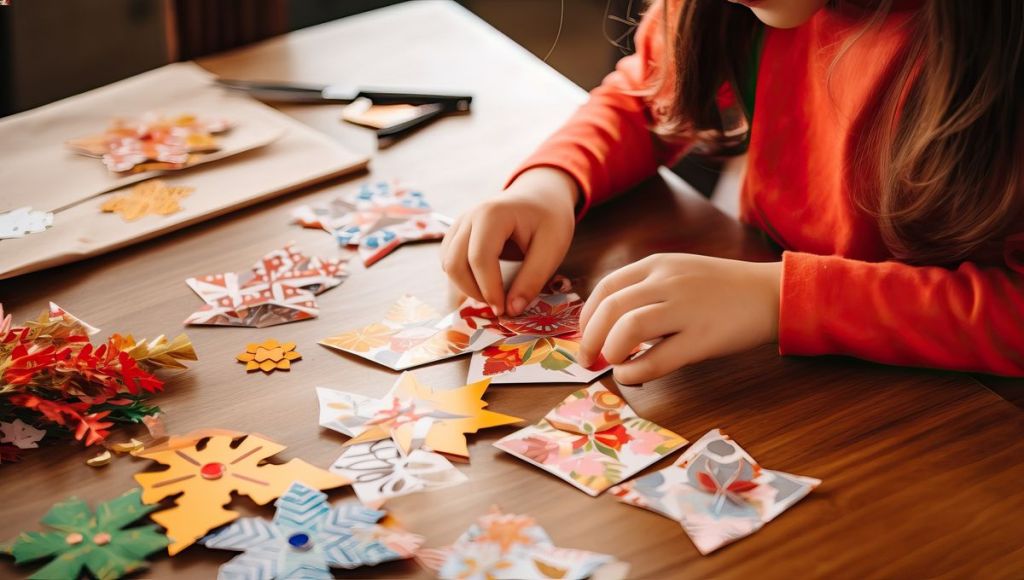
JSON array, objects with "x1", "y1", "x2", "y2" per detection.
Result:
[{"x1": 440, "y1": 0, "x2": 1023, "y2": 383}]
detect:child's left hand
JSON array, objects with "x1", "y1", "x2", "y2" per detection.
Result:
[{"x1": 577, "y1": 254, "x2": 782, "y2": 384}]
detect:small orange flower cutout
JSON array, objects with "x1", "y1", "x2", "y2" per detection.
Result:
[
  {"x1": 101, "y1": 180, "x2": 194, "y2": 222},
  {"x1": 236, "y1": 339, "x2": 301, "y2": 373}
]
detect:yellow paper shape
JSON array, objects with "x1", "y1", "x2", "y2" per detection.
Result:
[
  {"x1": 133, "y1": 429, "x2": 348, "y2": 555},
  {"x1": 343, "y1": 372, "x2": 522, "y2": 459},
  {"x1": 101, "y1": 180, "x2": 194, "y2": 221},
  {"x1": 236, "y1": 339, "x2": 301, "y2": 373}
]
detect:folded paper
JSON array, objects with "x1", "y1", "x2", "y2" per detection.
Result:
[
  {"x1": 418, "y1": 507, "x2": 623, "y2": 580},
  {"x1": 236, "y1": 339, "x2": 302, "y2": 373},
  {"x1": 185, "y1": 242, "x2": 349, "y2": 328},
  {"x1": 494, "y1": 384, "x2": 687, "y2": 496},
  {"x1": 610, "y1": 429, "x2": 821, "y2": 554},
  {"x1": 3, "y1": 489, "x2": 168, "y2": 580},
  {"x1": 133, "y1": 429, "x2": 349, "y2": 555},
  {"x1": 317, "y1": 372, "x2": 521, "y2": 460},
  {"x1": 0, "y1": 419, "x2": 45, "y2": 449},
  {"x1": 293, "y1": 180, "x2": 450, "y2": 266},
  {"x1": 200, "y1": 481, "x2": 422, "y2": 578},
  {"x1": 0, "y1": 207, "x2": 54, "y2": 240},
  {"x1": 100, "y1": 180, "x2": 194, "y2": 221},
  {"x1": 329, "y1": 439, "x2": 468, "y2": 508},
  {"x1": 320, "y1": 294, "x2": 505, "y2": 370}
]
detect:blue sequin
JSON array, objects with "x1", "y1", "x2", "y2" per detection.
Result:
[{"x1": 288, "y1": 533, "x2": 311, "y2": 549}]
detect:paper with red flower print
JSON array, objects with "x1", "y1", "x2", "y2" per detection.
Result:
[
  {"x1": 319, "y1": 294, "x2": 506, "y2": 370},
  {"x1": 184, "y1": 242, "x2": 349, "y2": 327},
  {"x1": 494, "y1": 384, "x2": 687, "y2": 496},
  {"x1": 464, "y1": 292, "x2": 611, "y2": 384},
  {"x1": 609, "y1": 429, "x2": 821, "y2": 554}
]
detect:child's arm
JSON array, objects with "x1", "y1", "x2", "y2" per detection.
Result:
[{"x1": 442, "y1": 0, "x2": 689, "y2": 316}]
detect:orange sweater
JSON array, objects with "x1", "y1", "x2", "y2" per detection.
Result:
[{"x1": 512, "y1": 0, "x2": 1024, "y2": 375}]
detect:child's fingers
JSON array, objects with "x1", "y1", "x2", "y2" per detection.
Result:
[
  {"x1": 441, "y1": 220, "x2": 485, "y2": 302},
  {"x1": 577, "y1": 282, "x2": 662, "y2": 368},
  {"x1": 439, "y1": 214, "x2": 464, "y2": 264},
  {"x1": 467, "y1": 214, "x2": 514, "y2": 316},
  {"x1": 600, "y1": 303, "x2": 674, "y2": 365},
  {"x1": 612, "y1": 331, "x2": 688, "y2": 385},
  {"x1": 579, "y1": 260, "x2": 652, "y2": 332},
  {"x1": 506, "y1": 228, "x2": 567, "y2": 316}
]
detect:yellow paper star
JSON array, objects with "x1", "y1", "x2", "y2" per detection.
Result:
[
  {"x1": 101, "y1": 180, "x2": 194, "y2": 222},
  {"x1": 236, "y1": 339, "x2": 301, "y2": 373}
]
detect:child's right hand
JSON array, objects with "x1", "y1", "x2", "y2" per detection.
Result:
[{"x1": 440, "y1": 167, "x2": 579, "y2": 317}]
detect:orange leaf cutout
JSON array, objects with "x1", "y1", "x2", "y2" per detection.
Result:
[{"x1": 132, "y1": 429, "x2": 348, "y2": 555}]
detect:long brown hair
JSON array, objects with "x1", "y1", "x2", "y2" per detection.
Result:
[{"x1": 662, "y1": 0, "x2": 1024, "y2": 265}]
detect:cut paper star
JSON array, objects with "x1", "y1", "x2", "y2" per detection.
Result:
[
  {"x1": 0, "y1": 206, "x2": 53, "y2": 240},
  {"x1": 292, "y1": 180, "x2": 450, "y2": 266},
  {"x1": 609, "y1": 429, "x2": 821, "y2": 555},
  {"x1": 184, "y1": 242, "x2": 349, "y2": 328},
  {"x1": 417, "y1": 507, "x2": 623, "y2": 580},
  {"x1": 132, "y1": 429, "x2": 349, "y2": 555},
  {"x1": 329, "y1": 439, "x2": 468, "y2": 508},
  {"x1": 320, "y1": 294, "x2": 506, "y2": 371},
  {"x1": 0, "y1": 419, "x2": 46, "y2": 449},
  {"x1": 494, "y1": 384, "x2": 687, "y2": 496},
  {"x1": 4, "y1": 488, "x2": 169, "y2": 580},
  {"x1": 200, "y1": 481, "x2": 423, "y2": 578},
  {"x1": 317, "y1": 372, "x2": 521, "y2": 460},
  {"x1": 100, "y1": 180, "x2": 194, "y2": 221},
  {"x1": 236, "y1": 339, "x2": 302, "y2": 373}
]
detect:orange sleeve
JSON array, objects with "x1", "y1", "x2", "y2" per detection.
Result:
[
  {"x1": 779, "y1": 251, "x2": 1024, "y2": 376},
  {"x1": 506, "y1": 0, "x2": 690, "y2": 218}
]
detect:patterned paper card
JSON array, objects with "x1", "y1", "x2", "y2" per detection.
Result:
[
  {"x1": 609, "y1": 429, "x2": 821, "y2": 554},
  {"x1": 494, "y1": 384, "x2": 687, "y2": 496},
  {"x1": 329, "y1": 439, "x2": 468, "y2": 508}
]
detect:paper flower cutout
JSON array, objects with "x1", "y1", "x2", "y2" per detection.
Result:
[
  {"x1": 200, "y1": 481, "x2": 423, "y2": 578},
  {"x1": 184, "y1": 243, "x2": 349, "y2": 328},
  {"x1": 236, "y1": 339, "x2": 302, "y2": 373},
  {"x1": 67, "y1": 113, "x2": 231, "y2": 174},
  {"x1": 320, "y1": 294, "x2": 505, "y2": 371},
  {"x1": 4, "y1": 488, "x2": 168, "y2": 580},
  {"x1": 292, "y1": 180, "x2": 450, "y2": 266},
  {"x1": 464, "y1": 288, "x2": 610, "y2": 384},
  {"x1": 133, "y1": 429, "x2": 349, "y2": 555},
  {"x1": 418, "y1": 507, "x2": 620, "y2": 580},
  {"x1": 610, "y1": 429, "x2": 821, "y2": 554},
  {"x1": 317, "y1": 372, "x2": 521, "y2": 460},
  {"x1": 495, "y1": 384, "x2": 687, "y2": 496},
  {"x1": 329, "y1": 439, "x2": 468, "y2": 508},
  {"x1": 0, "y1": 419, "x2": 45, "y2": 449},
  {"x1": 0, "y1": 207, "x2": 53, "y2": 240},
  {"x1": 100, "y1": 180, "x2": 194, "y2": 222}
]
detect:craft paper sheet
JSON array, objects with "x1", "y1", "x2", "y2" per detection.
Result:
[
  {"x1": 610, "y1": 429, "x2": 821, "y2": 554},
  {"x1": 133, "y1": 429, "x2": 348, "y2": 555},
  {"x1": 320, "y1": 294, "x2": 506, "y2": 370},
  {"x1": 418, "y1": 508, "x2": 621, "y2": 580},
  {"x1": 0, "y1": 207, "x2": 54, "y2": 240},
  {"x1": 316, "y1": 372, "x2": 521, "y2": 460},
  {"x1": 329, "y1": 439, "x2": 468, "y2": 508},
  {"x1": 494, "y1": 384, "x2": 687, "y2": 496},
  {"x1": 464, "y1": 291, "x2": 613, "y2": 385},
  {"x1": 200, "y1": 481, "x2": 422, "y2": 578},
  {"x1": 293, "y1": 180, "x2": 450, "y2": 266},
  {"x1": 185, "y1": 242, "x2": 348, "y2": 327}
]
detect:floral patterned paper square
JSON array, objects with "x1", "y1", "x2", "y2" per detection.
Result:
[{"x1": 494, "y1": 384, "x2": 687, "y2": 496}]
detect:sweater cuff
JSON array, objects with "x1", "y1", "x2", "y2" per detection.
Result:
[{"x1": 778, "y1": 251, "x2": 838, "y2": 357}]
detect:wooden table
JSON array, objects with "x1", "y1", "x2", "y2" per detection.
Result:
[{"x1": 2, "y1": 2, "x2": 1022, "y2": 578}]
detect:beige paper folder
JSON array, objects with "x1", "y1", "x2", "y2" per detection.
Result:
[{"x1": 0, "y1": 62, "x2": 369, "y2": 280}]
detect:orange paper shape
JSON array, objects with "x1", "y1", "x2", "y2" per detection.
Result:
[
  {"x1": 236, "y1": 339, "x2": 302, "y2": 373},
  {"x1": 317, "y1": 372, "x2": 522, "y2": 460},
  {"x1": 101, "y1": 180, "x2": 194, "y2": 221},
  {"x1": 132, "y1": 429, "x2": 349, "y2": 555}
]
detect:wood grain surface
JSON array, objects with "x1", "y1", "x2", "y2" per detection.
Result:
[{"x1": 2, "y1": 2, "x2": 1022, "y2": 578}]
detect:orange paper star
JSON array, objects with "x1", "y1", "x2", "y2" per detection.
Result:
[
  {"x1": 101, "y1": 180, "x2": 194, "y2": 222},
  {"x1": 236, "y1": 339, "x2": 301, "y2": 373},
  {"x1": 133, "y1": 429, "x2": 348, "y2": 555}
]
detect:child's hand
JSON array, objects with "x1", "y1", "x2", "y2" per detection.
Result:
[
  {"x1": 578, "y1": 254, "x2": 782, "y2": 384},
  {"x1": 441, "y1": 167, "x2": 578, "y2": 316}
]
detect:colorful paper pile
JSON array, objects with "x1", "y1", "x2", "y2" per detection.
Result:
[
  {"x1": 610, "y1": 429, "x2": 820, "y2": 554},
  {"x1": 184, "y1": 242, "x2": 348, "y2": 327},
  {"x1": 292, "y1": 180, "x2": 450, "y2": 266}
]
